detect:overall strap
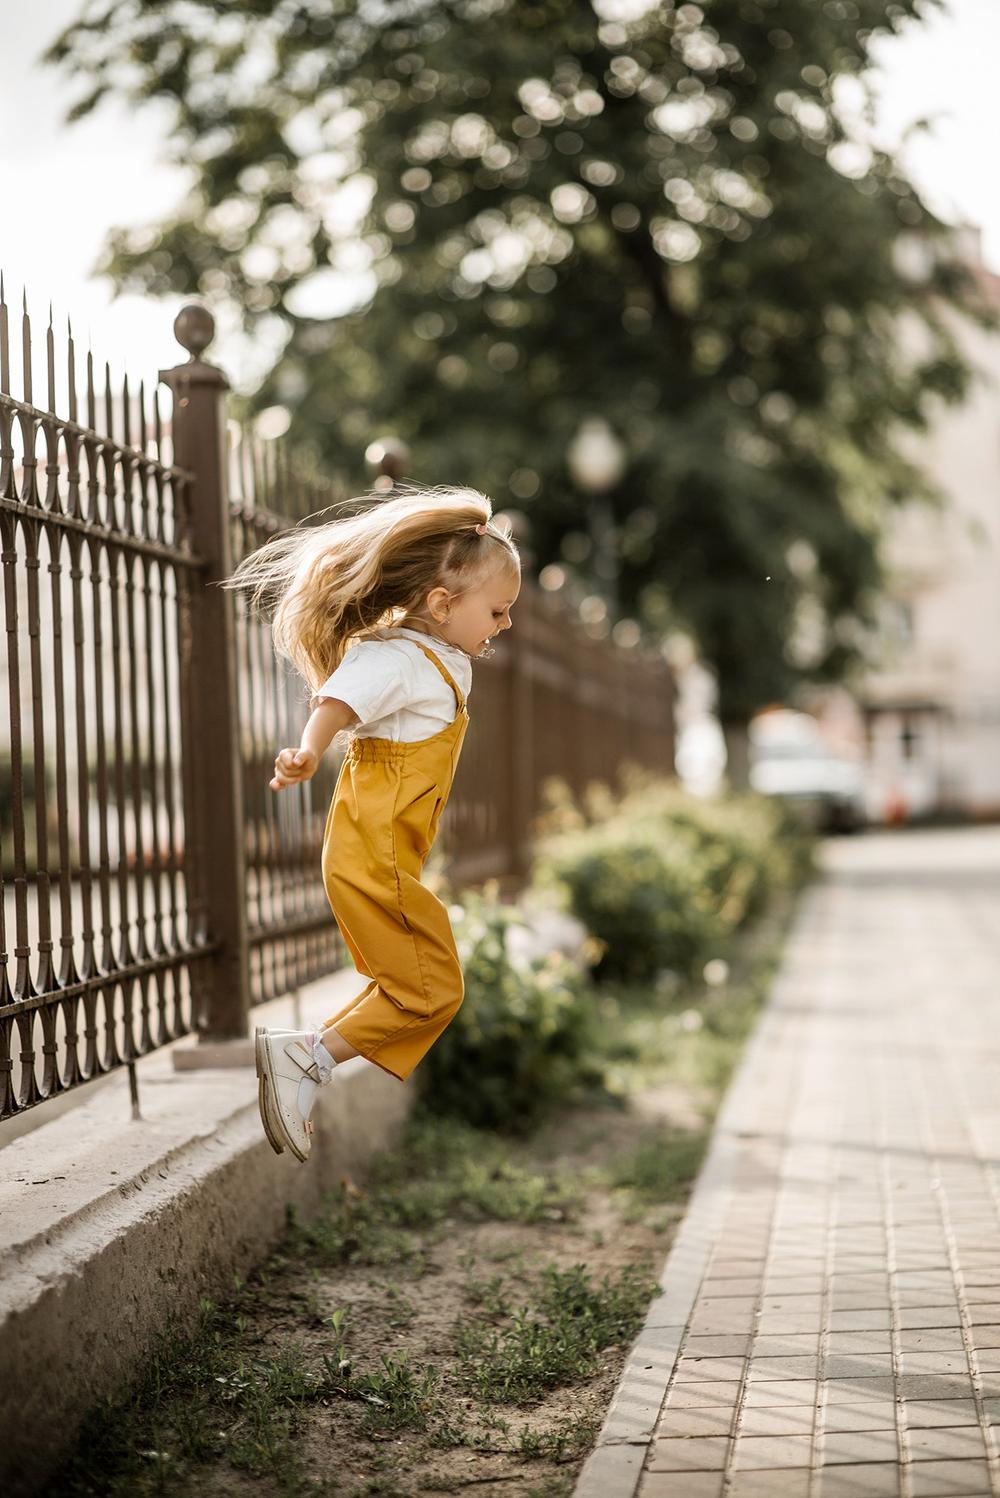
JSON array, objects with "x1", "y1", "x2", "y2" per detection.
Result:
[{"x1": 408, "y1": 639, "x2": 466, "y2": 712}]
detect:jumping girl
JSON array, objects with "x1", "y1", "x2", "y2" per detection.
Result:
[{"x1": 226, "y1": 486, "x2": 521, "y2": 1162}]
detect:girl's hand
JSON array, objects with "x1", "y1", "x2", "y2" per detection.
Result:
[{"x1": 270, "y1": 747, "x2": 319, "y2": 790}]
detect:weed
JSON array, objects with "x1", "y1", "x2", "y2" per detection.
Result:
[
  {"x1": 375, "y1": 1281, "x2": 418, "y2": 1328},
  {"x1": 516, "y1": 1412, "x2": 599, "y2": 1461},
  {"x1": 461, "y1": 1270, "x2": 513, "y2": 1320},
  {"x1": 609, "y1": 1126, "x2": 710, "y2": 1221},
  {"x1": 52, "y1": 835, "x2": 803, "y2": 1498},
  {"x1": 489, "y1": 1244, "x2": 528, "y2": 1268},
  {"x1": 346, "y1": 1352, "x2": 443, "y2": 1436},
  {"x1": 456, "y1": 1261, "x2": 657, "y2": 1402},
  {"x1": 50, "y1": 1290, "x2": 336, "y2": 1496},
  {"x1": 294, "y1": 1280, "x2": 327, "y2": 1326},
  {"x1": 286, "y1": 1114, "x2": 580, "y2": 1269}
]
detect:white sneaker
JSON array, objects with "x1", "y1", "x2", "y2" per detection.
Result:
[
  {"x1": 254, "y1": 1027, "x2": 326, "y2": 1163},
  {"x1": 255, "y1": 1026, "x2": 295, "y2": 1156},
  {"x1": 255, "y1": 1023, "x2": 337, "y2": 1158}
]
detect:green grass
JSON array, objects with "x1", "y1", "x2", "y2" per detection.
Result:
[
  {"x1": 454, "y1": 1261, "x2": 658, "y2": 1403},
  {"x1": 608, "y1": 1126, "x2": 712, "y2": 1221},
  {"x1": 373, "y1": 1280, "x2": 418, "y2": 1327},
  {"x1": 592, "y1": 894, "x2": 795, "y2": 1106},
  {"x1": 51, "y1": 886, "x2": 803, "y2": 1497},
  {"x1": 342, "y1": 1352, "x2": 443, "y2": 1436},
  {"x1": 49, "y1": 1117, "x2": 596, "y2": 1496},
  {"x1": 285, "y1": 1113, "x2": 581, "y2": 1270},
  {"x1": 515, "y1": 1413, "x2": 600, "y2": 1461},
  {"x1": 55, "y1": 1297, "x2": 329, "y2": 1497},
  {"x1": 461, "y1": 1268, "x2": 515, "y2": 1320}
]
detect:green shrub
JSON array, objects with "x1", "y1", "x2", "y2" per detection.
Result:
[
  {"x1": 612, "y1": 777, "x2": 815, "y2": 914},
  {"x1": 530, "y1": 773, "x2": 814, "y2": 985},
  {"x1": 417, "y1": 886, "x2": 603, "y2": 1133},
  {"x1": 533, "y1": 825, "x2": 722, "y2": 983}
]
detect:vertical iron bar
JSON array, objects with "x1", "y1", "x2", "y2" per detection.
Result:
[
  {"x1": 511, "y1": 582, "x2": 534, "y2": 886},
  {"x1": 127, "y1": 1057, "x2": 140, "y2": 1120},
  {"x1": 159, "y1": 306, "x2": 250, "y2": 1042}
]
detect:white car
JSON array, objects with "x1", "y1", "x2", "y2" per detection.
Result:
[{"x1": 749, "y1": 714, "x2": 867, "y2": 832}]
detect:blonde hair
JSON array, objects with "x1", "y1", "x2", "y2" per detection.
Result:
[{"x1": 221, "y1": 483, "x2": 520, "y2": 697}]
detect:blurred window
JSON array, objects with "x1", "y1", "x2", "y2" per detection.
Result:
[{"x1": 900, "y1": 716, "x2": 920, "y2": 760}]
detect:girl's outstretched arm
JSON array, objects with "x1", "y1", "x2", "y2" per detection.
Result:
[{"x1": 270, "y1": 698, "x2": 359, "y2": 790}]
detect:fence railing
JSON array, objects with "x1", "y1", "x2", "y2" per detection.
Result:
[{"x1": 1, "y1": 288, "x2": 675, "y2": 1122}]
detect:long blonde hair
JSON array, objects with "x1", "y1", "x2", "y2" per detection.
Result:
[{"x1": 221, "y1": 483, "x2": 520, "y2": 697}]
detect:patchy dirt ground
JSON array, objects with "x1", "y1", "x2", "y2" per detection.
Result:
[
  {"x1": 53, "y1": 905, "x2": 792, "y2": 1498},
  {"x1": 263, "y1": 1097, "x2": 697, "y2": 1498}
]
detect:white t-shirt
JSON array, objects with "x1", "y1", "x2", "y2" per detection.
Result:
[{"x1": 309, "y1": 626, "x2": 473, "y2": 744}]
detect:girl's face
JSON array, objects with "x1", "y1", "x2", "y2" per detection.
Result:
[{"x1": 433, "y1": 562, "x2": 521, "y2": 656}]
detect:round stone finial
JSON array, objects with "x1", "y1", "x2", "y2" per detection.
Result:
[{"x1": 173, "y1": 304, "x2": 216, "y2": 358}]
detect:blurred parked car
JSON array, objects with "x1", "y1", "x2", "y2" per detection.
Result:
[{"x1": 749, "y1": 710, "x2": 867, "y2": 832}]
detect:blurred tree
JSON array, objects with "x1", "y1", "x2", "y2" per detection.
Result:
[{"x1": 44, "y1": 0, "x2": 990, "y2": 775}]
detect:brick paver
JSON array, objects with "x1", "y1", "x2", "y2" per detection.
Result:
[{"x1": 574, "y1": 828, "x2": 1000, "y2": 1498}]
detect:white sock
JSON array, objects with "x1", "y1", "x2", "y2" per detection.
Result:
[
  {"x1": 306, "y1": 1027, "x2": 336, "y2": 1084},
  {"x1": 298, "y1": 1075, "x2": 318, "y2": 1119}
]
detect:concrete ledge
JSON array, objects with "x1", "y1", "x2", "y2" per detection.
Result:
[
  {"x1": 171, "y1": 1036, "x2": 257, "y2": 1068},
  {"x1": 0, "y1": 971, "x2": 413, "y2": 1498}
]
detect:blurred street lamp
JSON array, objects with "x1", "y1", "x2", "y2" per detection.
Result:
[
  {"x1": 365, "y1": 435, "x2": 411, "y2": 492},
  {"x1": 567, "y1": 417, "x2": 628, "y2": 494},
  {"x1": 566, "y1": 416, "x2": 626, "y2": 615}
]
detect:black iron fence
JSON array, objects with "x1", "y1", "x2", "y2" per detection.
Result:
[{"x1": 1, "y1": 286, "x2": 675, "y2": 1122}]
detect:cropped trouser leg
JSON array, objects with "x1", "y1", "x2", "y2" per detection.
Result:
[{"x1": 319, "y1": 857, "x2": 465, "y2": 1082}]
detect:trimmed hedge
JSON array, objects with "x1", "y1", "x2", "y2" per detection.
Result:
[{"x1": 529, "y1": 772, "x2": 814, "y2": 985}]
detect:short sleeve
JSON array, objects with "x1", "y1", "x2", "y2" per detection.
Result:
[{"x1": 308, "y1": 641, "x2": 415, "y2": 724}]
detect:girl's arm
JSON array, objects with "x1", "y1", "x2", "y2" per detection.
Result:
[{"x1": 270, "y1": 698, "x2": 360, "y2": 790}]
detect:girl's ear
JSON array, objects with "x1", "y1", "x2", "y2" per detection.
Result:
[{"x1": 425, "y1": 584, "x2": 453, "y2": 621}]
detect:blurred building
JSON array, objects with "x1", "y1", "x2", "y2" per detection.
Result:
[{"x1": 853, "y1": 227, "x2": 1000, "y2": 821}]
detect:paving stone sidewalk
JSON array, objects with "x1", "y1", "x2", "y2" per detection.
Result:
[{"x1": 576, "y1": 827, "x2": 1000, "y2": 1498}]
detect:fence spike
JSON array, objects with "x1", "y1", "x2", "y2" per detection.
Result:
[
  {"x1": 67, "y1": 313, "x2": 77, "y2": 425},
  {"x1": 250, "y1": 420, "x2": 266, "y2": 516},
  {"x1": 138, "y1": 377, "x2": 152, "y2": 539},
  {"x1": 47, "y1": 302, "x2": 57, "y2": 415},
  {"x1": 0, "y1": 272, "x2": 8, "y2": 396},
  {"x1": 86, "y1": 342, "x2": 96, "y2": 432},
  {"x1": 22, "y1": 285, "x2": 32, "y2": 405},
  {"x1": 104, "y1": 358, "x2": 113, "y2": 446}
]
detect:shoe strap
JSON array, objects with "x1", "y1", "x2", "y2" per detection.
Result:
[{"x1": 283, "y1": 1038, "x2": 321, "y2": 1083}]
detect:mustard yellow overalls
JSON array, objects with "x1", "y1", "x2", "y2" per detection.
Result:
[{"x1": 318, "y1": 639, "x2": 470, "y2": 1080}]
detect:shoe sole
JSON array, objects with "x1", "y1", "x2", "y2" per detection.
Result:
[
  {"x1": 254, "y1": 1027, "x2": 284, "y2": 1156},
  {"x1": 255, "y1": 1026, "x2": 309, "y2": 1164},
  {"x1": 255, "y1": 1025, "x2": 318, "y2": 1157}
]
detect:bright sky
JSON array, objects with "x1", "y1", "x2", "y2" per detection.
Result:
[{"x1": 1, "y1": 0, "x2": 997, "y2": 403}]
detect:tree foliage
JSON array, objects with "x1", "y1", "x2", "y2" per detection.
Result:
[{"x1": 45, "y1": 0, "x2": 990, "y2": 719}]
